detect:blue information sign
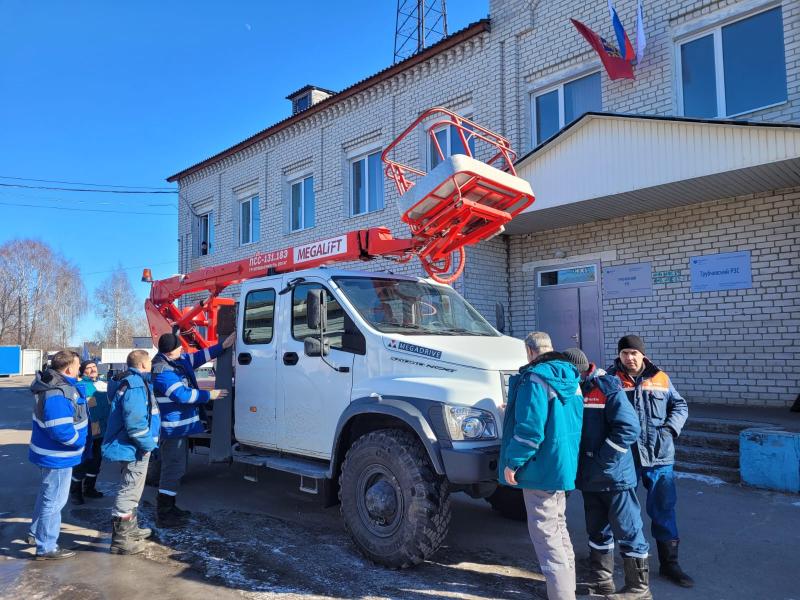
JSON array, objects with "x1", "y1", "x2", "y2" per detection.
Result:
[
  {"x1": 690, "y1": 251, "x2": 752, "y2": 292},
  {"x1": 603, "y1": 262, "x2": 653, "y2": 299}
]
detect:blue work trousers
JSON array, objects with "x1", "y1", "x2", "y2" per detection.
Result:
[
  {"x1": 30, "y1": 466, "x2": 72, "y2": 554},
  {"x1": 639, "y1": 464, "x2": 679, "y2": 541},
  {"x1": 582, "y1": 489, "x2": 649, "y2": 558}
]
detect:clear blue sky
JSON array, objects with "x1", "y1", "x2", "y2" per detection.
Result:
[{"x1": 0, "y1": 0, "x2": 487, "y2": 345}]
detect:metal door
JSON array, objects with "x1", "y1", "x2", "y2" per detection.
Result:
[
  {"x1": 277, "y1": 281, "x2": 354, "y2": 459},
  {"x1": 535, "y1": 262, "x2": 603, "y2": 366},
  {"x1": 537, "y1": 287, "x2": 581, "y2": 351},
  {"x1": 234, "y1": 285, "x2": 279, "y2": 449}
]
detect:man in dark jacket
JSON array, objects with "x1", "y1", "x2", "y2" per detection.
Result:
[
  {"x1": 499, "y1": 332, "x2": 583, "y2": 600},
  {"x1": 152, "y1": 332, "x2": 233, "y2": 527},
  {"x1": 564, "y1": 348, "x2": 650, "y2": 600},
  {"x1": 28, "y1": 350, "x2": 88, "y2": 560},
  {"x1": 102, "y1": 350, "x2": 160, "y2": 554},
  {"x1": 608, "y1": 334, "x2": 692, "y2": 588}
]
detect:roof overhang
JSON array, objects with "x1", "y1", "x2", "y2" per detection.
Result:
[{"x1": 506, "y1": 113, "x2": 800, "y2": 234}]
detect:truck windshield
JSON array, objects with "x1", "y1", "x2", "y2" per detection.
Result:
[{"x1": 333, "y1": 276, "x2": 499, "y2": 336}]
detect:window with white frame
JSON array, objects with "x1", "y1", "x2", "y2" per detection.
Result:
[
  {"x1": 678, "y1": 6, "x2": 787, "y2": 118},
  {"x1": 531, "y1": 71, "x2": 602, "y2": 146},
  {"x1": 196, "y1": 211, "x2": 213, "y2": 256},
  {"x1": 351, "y1": 151, "x2": 384, "y2": 215},
  {"x1": 239, "y1": 195, "x2": 260, "y2": 246},
  {"x1": 290, "y1": 176, "x2": 315, "y2": 231},
  {"x1": 429, "y1": 121, "x2": 477, "y2": 169}
]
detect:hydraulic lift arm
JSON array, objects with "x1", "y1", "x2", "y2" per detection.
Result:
[
  {"x1": 144, "y1": 108, "x2": 535, "y2": 350},
  {"x1": 143, "y1": 227, "x2": 416, "y2": 350}
]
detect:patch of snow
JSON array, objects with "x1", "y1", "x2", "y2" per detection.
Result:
[
  {"x1": 674, "y1": 471, "x2": 726, "y2": 486},
  {"x1": 792, "y1": 501, "x2": 800, "y2": 507}
]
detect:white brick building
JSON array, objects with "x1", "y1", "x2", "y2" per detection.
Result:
[{"x1": 169, "y1": 0, "x2": 800, "y2": 407}]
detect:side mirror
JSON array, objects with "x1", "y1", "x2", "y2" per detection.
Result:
[
  {"x1": 495, "y1": 302, "x2": 506, "y2": 334},
  {"x1": 304, "y1": 337, "x2": 331, "y2": 357},
  {"x1": 306, "y1": 289, "x2": 327, "y2": 331}
]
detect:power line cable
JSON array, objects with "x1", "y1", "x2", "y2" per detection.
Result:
[
  {"x1": 0, "y1": 188, "x2": 177, "y2": 206},
  {"x1": 0, "y1": 182, "x2": 177, "y2": 194},
  {"x1": 0, "y1": 200, "x2": 177, "y2": 216},
  {"x1": 82, "y1": 260, "x2": 177, "y2": 276},
  {"x1": 0, "y1": 174, "x2": 175, "y2": 191}
]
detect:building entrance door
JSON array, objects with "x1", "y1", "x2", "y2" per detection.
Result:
[{"x1": 535, "y1": 262, "x2": 603, "y2": 366}]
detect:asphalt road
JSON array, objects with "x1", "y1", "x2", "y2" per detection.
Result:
[{"x1": 1, "y1": 375, "x2": 798, "y2": 600}]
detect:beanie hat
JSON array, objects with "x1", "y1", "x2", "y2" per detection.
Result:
[
  {"x1": 563, "y1": 348, "x2": 590, "y2": 374},
  {"x1": 79, "y1": 360, "x2": 96, "y2": 376},
  {"x1": 158, "y1": 333, "x2": 181, "y2": 354},
  {"x1": 618, "y1": 334, "x2": 646, "y2": 355}
]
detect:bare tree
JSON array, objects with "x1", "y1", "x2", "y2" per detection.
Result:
[
  {"x1": 95, "y1": 267, "x2": 144, "y2": 348},
  {"x1": 0, "y1": 239, "x2": 88, "y2": 349},
  {"x1": 47, "y1": 264, "x2": 88, "y2": 348}
]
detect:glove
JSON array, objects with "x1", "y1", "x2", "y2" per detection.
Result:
[
  {"x1": 209, "y1": 389, "x2": 229, "y2": 401},
  {"x1": 222, "y1": 332, "x2": 236, "y2": 349}
]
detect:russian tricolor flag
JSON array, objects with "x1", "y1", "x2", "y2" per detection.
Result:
[{"x1": 608, "y1": 0, "x2": 636, "y2": 62}]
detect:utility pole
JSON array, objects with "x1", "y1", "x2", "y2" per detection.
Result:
[{"x1": 18, "y1": 296, "x2": 22, "y2": 348}]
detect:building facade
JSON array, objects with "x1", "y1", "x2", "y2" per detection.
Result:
[{"x1": 170, "y1": 0, "x2": 800, "y2": 407}]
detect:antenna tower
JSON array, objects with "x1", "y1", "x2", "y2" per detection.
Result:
[{"x1": 394, "y1": 0, "x2": 448, "y2": 64}]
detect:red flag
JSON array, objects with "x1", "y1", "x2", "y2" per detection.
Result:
[{"x1": 570, "y1": 18, "x2": 634, "y2": 80}]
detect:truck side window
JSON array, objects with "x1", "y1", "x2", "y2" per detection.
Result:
[
  {"x1": 243, "y1": 289, "x2": 276, "y2": 344},
  {"x1": 292, "y1": 283, "x2": 345, "y2": 349}
]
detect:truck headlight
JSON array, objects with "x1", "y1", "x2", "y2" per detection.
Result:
[{"x1": 443, "y1": 406, "x2": 498, "y2": 441}]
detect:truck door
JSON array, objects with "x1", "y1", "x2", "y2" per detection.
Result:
[
  {"x1": 234, "y1": 285, "x2": 279, "y2": 448},
  {"x1": 278, "y1": 281, "x2": 355, "y2": 458}
]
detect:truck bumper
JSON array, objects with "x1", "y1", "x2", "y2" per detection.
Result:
[{"x1": 440, "y1": 445, "x2": 499, "y2": 484}]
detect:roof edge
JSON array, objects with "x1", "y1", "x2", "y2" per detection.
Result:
[
  {"x1": 168, "y1": 18, "x2": 491, "y2": 183},
  {"x1": 515, "y1": 111, "x2": 800, "y2": 167}
]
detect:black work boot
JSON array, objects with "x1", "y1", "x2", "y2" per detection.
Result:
[
  {"x1": 110, "y1": 517, "x2": 146, "y2": 555},
  {"x1": 70, "y1": 479, "x2": 85, "y2": 505},
  {"x1": 657, "y1": 540, "x2": 694, "y2": 588},
  {"x1": 606, "y1": 557, "x2": 652, "y2": 599},
  {"x1": 156, "y1": 493, "x2": 188, "y2": 528},
  {"x1": 130, "y1": 508, "x2": 152, "y2": 540},
  {"x1": 585, "y1": 548, "x2": 616, "y2": 595},
  {"x1": 36, "y1": 547, "x2": 77, "y2": 560},
  {"x1": 82, "y1": 476, "x2": 104, "y2": 499}
]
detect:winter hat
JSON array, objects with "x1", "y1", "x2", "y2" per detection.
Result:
[
  {"x1": 79, "y1": 360, "x2": 96, "y2": 376},
  {"x1": 158, "y1": 333, "x2": 181, "y2": 354},
  {"x1": 617, "y1": 334, "x2": 646, "y2": 355},
  {"x1": 563, "y1": 348, "x2": 589, "y2": 374}
]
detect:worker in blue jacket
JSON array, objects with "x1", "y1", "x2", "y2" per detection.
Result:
[
  {"x1": 28, "y1": 350, "x2": 88, "y2": 560},
  {"x1": 102, "y1": 350, "x2": 160, "y2": 554},
  {"x1": 564, "y1": 349, "x2": 650, "y2": 600},
  {"x1": 608, "y1": 334, "x2": 692, "y2": 588},
  {"x1": 151, "y1": 332, "x2": 234, "y2": 527}
]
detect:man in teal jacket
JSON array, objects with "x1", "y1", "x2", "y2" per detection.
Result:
[
  {"x1": 499, "y1": 332, "x2": 583, "y2": 600},
  {"x1": 71, "y1": 360, "x2": 110, "y2": 504}
]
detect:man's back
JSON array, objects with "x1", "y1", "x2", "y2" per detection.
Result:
[{"x1": 500, "y1": 352, "x2": 583, "y2": 491}]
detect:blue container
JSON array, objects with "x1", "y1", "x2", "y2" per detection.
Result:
[
  {"x1": 740, "y1": 428, "x2": 800, "y2": 493},
  {"x1": 0, "y1": 346, "x2": 22, "y2": 376}
]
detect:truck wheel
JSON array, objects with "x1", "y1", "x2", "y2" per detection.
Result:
[
  {"x1": 485, "y1": 485, "x2": 527, "y2": 521},
  {"x1": 339, "y1": 429, "x2": 450, "y2": 568}
]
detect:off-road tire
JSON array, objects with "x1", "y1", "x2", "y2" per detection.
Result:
[
  {"x1": 486, "y1": 484, "x2": 527, "y2": 521},
  {"x1": 339, "y1": 429, "x2": 450, "y2": 568}
]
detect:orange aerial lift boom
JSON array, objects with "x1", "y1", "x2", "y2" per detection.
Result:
[{"x1": 144, "y1": 108, "x2": 535, "y2": 350}]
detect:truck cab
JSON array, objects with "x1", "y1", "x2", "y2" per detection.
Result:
[{"x1": 230, "y1": 267, "x2": 526, "y2": 567}]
